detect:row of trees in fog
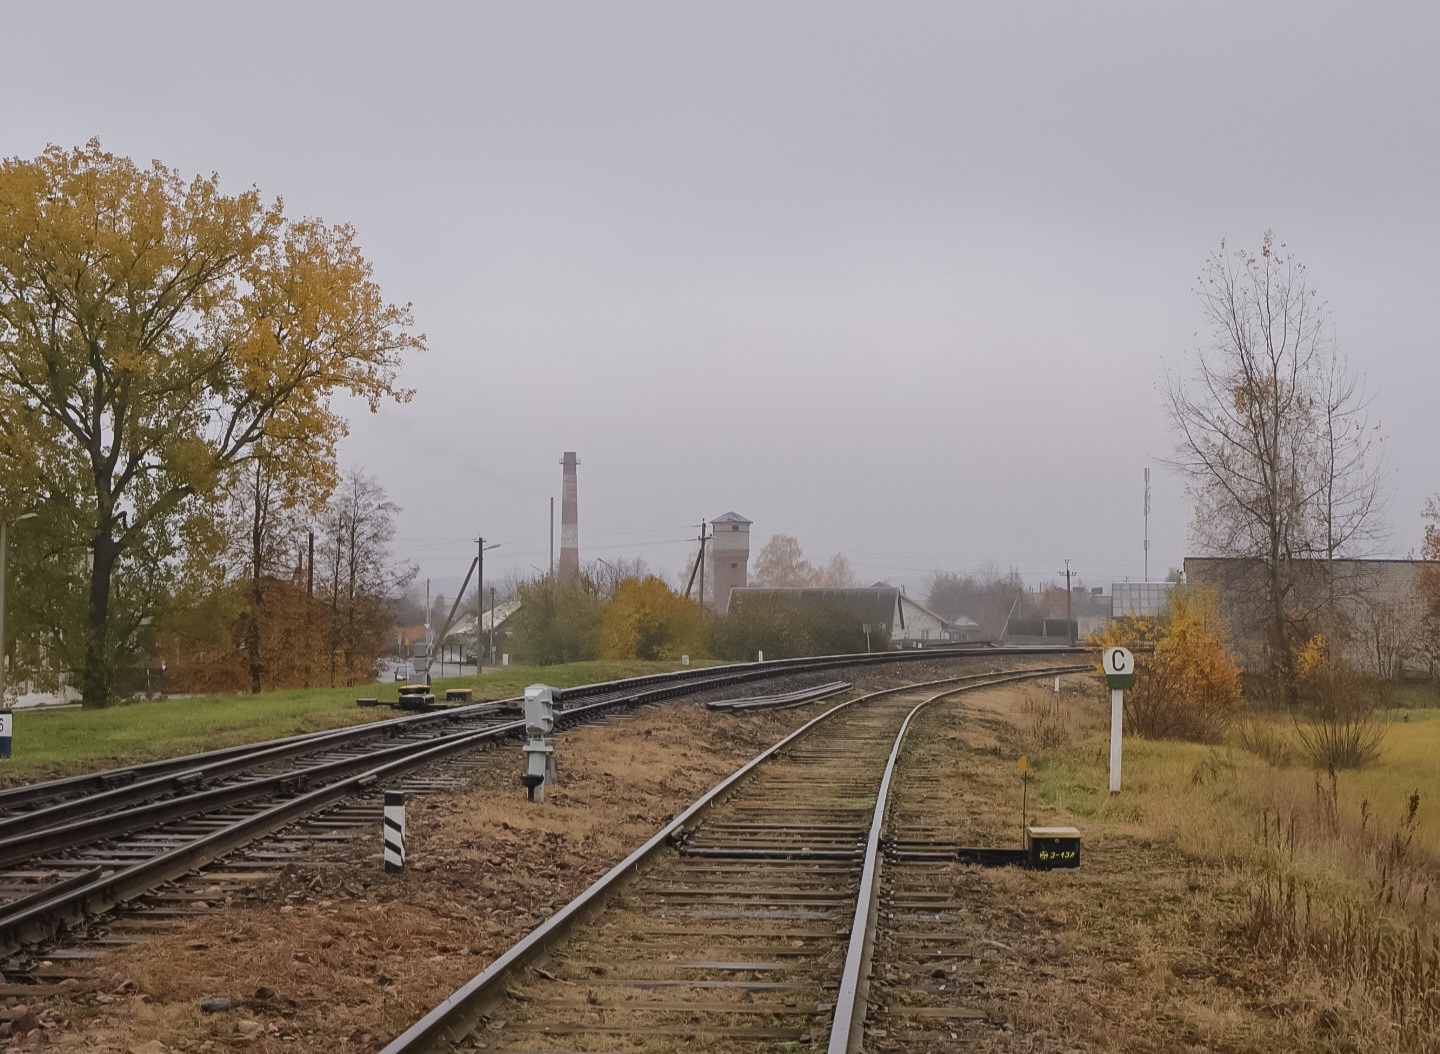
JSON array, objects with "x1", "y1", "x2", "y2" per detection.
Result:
[
  {"x1": 500, "y1": 535, "x2": 874, "y2": 665},
  {"x1": 158, "y1": 469, "x2": 413, "y2": 694},
  {"x1": 504, "y1": 571, "x2": 884, "y2": 666}
]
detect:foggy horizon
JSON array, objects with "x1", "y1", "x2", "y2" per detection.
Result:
[{"x1": 6, "y1": 2, "x2": 1436, "y2": 604}]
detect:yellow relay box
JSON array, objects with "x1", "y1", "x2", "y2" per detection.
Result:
[{"x1": 1026, "y1": 826, "x2": 1081, "y2": 870}]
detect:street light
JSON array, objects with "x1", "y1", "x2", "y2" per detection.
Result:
[{"x1": 0, "y1": 513, "x2": 39, "y2": 704}]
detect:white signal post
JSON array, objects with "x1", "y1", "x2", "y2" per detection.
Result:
[{"x1": 1101, "y1": 647, "x2": 1135, "y2": 795}]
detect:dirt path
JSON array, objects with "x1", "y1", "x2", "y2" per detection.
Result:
[{"x1": 6, "y1": 679, "x2": 1319, "y2": 1053}]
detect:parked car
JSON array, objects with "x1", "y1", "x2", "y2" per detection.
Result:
[{"x1": 394, "y1": 662, "x2": 416, "y2": 683}]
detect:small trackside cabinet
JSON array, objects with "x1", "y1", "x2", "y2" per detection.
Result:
[{"x1": 1026, "y1": 826, "x2": 1081, "y2": 870}]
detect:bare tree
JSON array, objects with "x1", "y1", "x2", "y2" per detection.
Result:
[
  {"x1": 926, "y1": 564, "x2": 1027, "y2": 641},
  {"x1": 586, "y1": 556, "x2": 651, "y2": 600},
  {"x1": 1166, "y1": 233, "x2": 1386, "y2": 696},
  {"x1": 224, "y1": 448, "x2": 330, "y2": 693},
  {"x1": 751, "y1": 534, "x2": 815, "y2": 587},
  {"x1": 749, "y1": 535, "x2": 854, "y2": 588},
  {"x1": 319, "y1": 470, "x2": 415, "y2": 686}
]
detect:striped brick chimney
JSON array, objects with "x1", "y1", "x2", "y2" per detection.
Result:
[{"x1": 558, "y1": 451, "x2": 580, "y2": 582}]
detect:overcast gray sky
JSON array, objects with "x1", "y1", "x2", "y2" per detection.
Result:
[{"x1": 5, "y1": 2, "x2": 1437, "y2": 600}]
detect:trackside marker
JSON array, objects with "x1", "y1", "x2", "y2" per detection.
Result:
[
  {"x1": 1101, "y1": 647, "x2": 1134, "y2": 795},
  {"x1": 383, "y1": 790, "x2": 405, "y2": 873}
]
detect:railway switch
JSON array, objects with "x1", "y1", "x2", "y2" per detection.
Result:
[{"x1": 522, "y1": 684, "x2": 558, "y2": 801}]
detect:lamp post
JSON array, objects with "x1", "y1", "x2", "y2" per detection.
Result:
[{"x1": 0, "y1": 513, "x2": 39, "y2": 704}]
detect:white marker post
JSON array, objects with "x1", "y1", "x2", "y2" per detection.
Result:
[
  {"x1": 1101, "y1": 647, "x2": 1135, "y2": 795},
  {"x1": 383, "y1": 790, "x2": 406, "y2": 873}
]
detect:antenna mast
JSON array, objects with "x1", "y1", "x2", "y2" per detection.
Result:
[{"x1": 1144, "y1": 467, "x2": 1151, "y2": 581}]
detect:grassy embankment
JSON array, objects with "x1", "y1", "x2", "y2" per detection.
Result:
[
  {"x1": 0, "y1": 659, "x2": 720, "y2": 784},
  {"x1": 1021, "y1": 683, "x2": 1440, "y2": 1050}
]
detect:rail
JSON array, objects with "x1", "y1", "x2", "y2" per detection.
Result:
[{"x1": 381, "y1": 662, "x2": 1087, "y2": 1052}]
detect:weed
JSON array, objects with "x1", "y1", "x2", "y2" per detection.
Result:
[
  {"x1": 1021, "y1": 690, "x2": 1072, "y2": 750},
  {"x1": 1189, "y1": 749, "x2": 1235, "y2": 787},
  {"x1": 1292, "y1": 637, "x2": 1391, "y2": 769},
  {"x1": 1232, "y1": 714, "x2": 1292, "y2": 766},
  {"x1": 1247, "y1": 786, "x2": 1440, "y2": 1051}
]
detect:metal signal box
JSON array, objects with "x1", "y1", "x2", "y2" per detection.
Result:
[
  {"x1": 522, "y1": 685, "x2": 558, "y2": 801},
  {"x1": 1025, "y1": 826, "x2": 1081, "y2": 870}
]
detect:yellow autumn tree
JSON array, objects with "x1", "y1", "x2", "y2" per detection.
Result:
[
  {"x1": 1090, "y1": 583, "x2": 1242, "y2": 742},
  {"x1": 598, "y1": 576, "x2": 707, "y2": 661},
  {"x1": 0, "y1": 141, "x2": 424, "y2": 706}
]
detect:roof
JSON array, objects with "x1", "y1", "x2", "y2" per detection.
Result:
[
  {"x1": 441, "y1": 600, "x2": 523, "y2": 641},
  {"x1": 897, "y1": 592, "x2": 978, "y2": 629},
  {"x1": 711, "y1": 511, "x2": 752, "y2": 525},
  {"x1": 730, "y1": 587, "x2": 903, "y2": 630}
]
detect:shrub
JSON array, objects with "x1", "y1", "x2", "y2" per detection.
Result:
[
  {"x1": 1231, "y1": 716, "x2": 1292, "y2": 766},
  {"x1": 1090, "y1": 584, "x2": 1243, "y2": 743},
  {"x1": 1291, "y1": 635, "x2": 1389, "y2": 769},
  {"x1": 596, "y1": 576, "x2": 706, "y2": 661},
  {"x1": 508, "y1": 577, "x2": 603, "y2": 665}
]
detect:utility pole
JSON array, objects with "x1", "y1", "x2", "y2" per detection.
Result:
[
  {"x1": 697, "y1": 520, "x2": 708, "y2": 607},
  {"x1": 476, "y1": 537, "x2": 499, "y2": 672},
  {"x1": 683, "y1": 521, "x2": 711, "y2": 602},
  {"x1": 1144, "y1": 467, "x2": 1151, "y2": 581},
  {"x1": 1062, "y1": 558, "x2": 1074, "y2": 646},
  {"x1": 489, "y1": 585, "x2": 497, "y2": 666},
  {"x1": 549, "y1": 498, "x2": 554, "y2": 577}
]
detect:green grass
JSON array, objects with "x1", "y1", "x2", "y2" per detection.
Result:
[
  {"x1": 0, "y1": 659, "x2": 720, "y2": 784},
  {"x1": 1029, "y1": 694, "x2": 1440, "y2": 862},
  {"x1": 1390, "y1": 681, "x2": 1440, "y2": 709}
]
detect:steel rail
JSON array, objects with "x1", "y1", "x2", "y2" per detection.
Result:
[
  {"x1": 380, "y1": 662, "x2": 1086, "y2": 1053},
  {"x1": 704, "y1": 680, "x2": 852, "y2": 711},
  {"x1": 0, "y1": 646, "x2": 1081, "y2": 823},
  {"x1": 2, "y1": 665, "x2": 869, "y2": 881},
  {"x1": 0, "y1": 658, "x2": 1012, "y2": 955},
  {"x1": 0, "y1": 688, "x2": 631, "y2": 954},
  {"x1": 0, "y1": 700, "x2": 514, "y2": 812},
  {"x1": 0, "y1": 658, "x2": 831, "y2": 825},
  {"x1": 826, "y1": 667, "x2": 1094, "y2": 1051},
  {"x1": 826, "y1": 683, "x2": 967, "y2": 1052},
  {"x1": 0, "y1": 716, "x2": 526, "y2": 869},
  {"x1": 0, "y1": 704, "x2": 523, "y2": 843}
]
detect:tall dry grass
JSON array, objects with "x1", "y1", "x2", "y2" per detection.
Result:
[
  {"x1": 1246, "y1": 776, "x2": 1439, "y2": 1051},
  {"x1": 1036, "y1": 688, "x2": 1440, "y2": 1051}
]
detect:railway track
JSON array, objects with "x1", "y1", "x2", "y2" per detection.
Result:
[
  {"x1": 866, "y1": 683, "x2": 1032, "y2": 1050},
  {"x1": 0, "y1": 650, "x2": 1077, "y2": 959},
  {"x1": 383, "y1": 662, "x2": 1086, "y2": 1053}
]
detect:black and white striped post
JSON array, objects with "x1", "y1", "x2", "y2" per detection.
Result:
[{"x1": 383, "y1": 790, "x2": 405, "y2": 873}]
